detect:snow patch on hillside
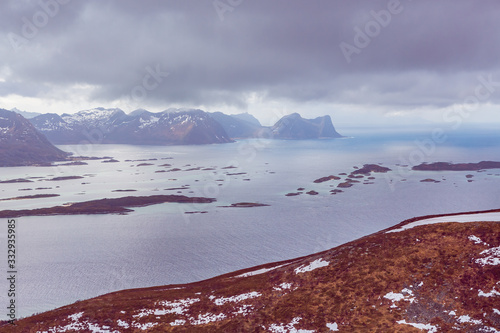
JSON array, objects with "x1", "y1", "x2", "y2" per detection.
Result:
[
  {"x1": 169, "y1": 319, "x2": 186, "y2": 326},
  {"x1": 235, "y1": 264, "x2": 287, "y2": 277},
  {"x1": 326, "y1": 322, "x2": 339, "y2": 331},
  {"x1": 387, "y1": 212, "x2": 500, "y2": 233},
  {"x1": 190, "y1": 313, "x2": 227, "y2": 325},
  {"x1": 478, "y1": 287, "x2": 500, "y2": 297},
  {"x1": 210, "y1": 291, "x2": 261, "y2": 305},
  {"x1": 396, "y1": 319, "x2": 437, "y2": 332},
  {"x1": 233, "y1": 304, "x2": 254, "y2": 316},
  {"x1": 475, "y1": 246, "x2": 500, "y2": 266},
  {"x1": 457, "y1": 314, "x2": 483, "y2": 325},
  {"x1": 40, "y1": 312, "x2": 121, "y2": 332},
  {"x1": 267, "y1": 317, "x2": 315, "y2": 333},
  {"x1": 468, "y1": 235, "x2": 489, "y2": 246},
  {"x1": 133, "y1": 297, "x2": 200, "y2": 318},
  {"x1": 132, "y1": 322, "x2": 158, "y2": 330},
  {"x1": 384, "y1": 288, "x2": 416, "y2": 308},
  {"x1": 274, "y1": 282, "x2": 294, "y2": 291},
  {"x1": 295, "y1": 258, "x2": 329, "y2": 274},
  {"x1": 116, "y1": 319, "x2": 129, "y2": 328}
]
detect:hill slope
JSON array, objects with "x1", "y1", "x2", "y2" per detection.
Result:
[
  {"x1": 3, "y1": 210, "x2": 499, "y2": 332},
  {"x1": 0, "y1": 109, "x2": 69, "y2": 167}
]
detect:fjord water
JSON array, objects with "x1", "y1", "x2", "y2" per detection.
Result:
[{"x1": 2, "y1": 127, "x2": 500, "y2": 318}]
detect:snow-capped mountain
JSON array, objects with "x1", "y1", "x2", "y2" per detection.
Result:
[
  {"x1": 108, "y1": 109, "x2": 233, "y2": 145},
  {"x1": 62, "y1": 107, "x2": 126, "y2": 128},
  {"x1": 0, "y1": 109, "x2": 69, "y2": 166},
  {"x1": 30, "y1": 108, "x2": 233, "y2": 145},
  {"x1": 30, "y1": 108, "x2": 344, "y2": 144}
]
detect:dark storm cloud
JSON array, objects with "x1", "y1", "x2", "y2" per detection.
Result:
[{"x1": 1, "y1": 0, "x2": 500, "y2": 112}]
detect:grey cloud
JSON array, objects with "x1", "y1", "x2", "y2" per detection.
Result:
[{"x1": 1, "y1": 0, "x2": 500, "y2": 115}]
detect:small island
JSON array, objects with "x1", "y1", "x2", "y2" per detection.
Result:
[
  {"x1": 0, "y1": 178, "x2": 34, "y2": 184},
  {"x1": 48, "y1": 176, "x2": 85, "y2": 181},
  {"x1": 412, "y1": 161, "x2": 500, "y2": 171},
  {"x1": 0, "y1": 195, "x2": 216, "y2": 218},
  {"x1": 0, "y1": 194, "x2": 60, "y2": 201},
  {"x1": 420, "y1": 178, "x2": 440, "y2": 183},
  {"x1": 351, "y1": 164, "x2": 392, "y2": 175},
  {"x1": 219, "y1": 202, "x2": 270, "y2": 208},
  {"x1": 313, "y1": 175, "x2": 341, "y2": 183}
]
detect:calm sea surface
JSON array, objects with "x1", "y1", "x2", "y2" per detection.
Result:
[{"x1": 1, "y1": 127, "x2": 499, "y2": 318}]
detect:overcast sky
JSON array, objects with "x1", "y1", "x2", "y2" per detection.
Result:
[{"x1": 1, "y1": 0, "x2": 499, "y2": 126}]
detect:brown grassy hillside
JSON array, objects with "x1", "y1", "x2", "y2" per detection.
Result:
[{"x1": 2, "y1": 213, "x2": 499, "y2": 332}]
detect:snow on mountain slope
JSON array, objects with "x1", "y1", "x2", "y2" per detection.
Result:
[
  {"x1": 61, "y1": 107, "x2": 126, "y2": 127},
  {"x1": 30, "y1": 108, "x2": 232, "y2": 145}
]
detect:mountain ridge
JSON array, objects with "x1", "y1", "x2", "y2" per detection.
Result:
[
  {"x1": 30, "y1": 108, "x2": 233, "y2": 145},
  {"x1": 28, "y1": 108, "x2": 343, "y2": 144},
  {"x1": 211, "y1": 111, "x2": 343, "y2": 140}
]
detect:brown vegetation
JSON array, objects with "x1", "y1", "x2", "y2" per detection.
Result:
[{"x1": 4, "y1": 210, "x2": 499, "y2": 332}]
